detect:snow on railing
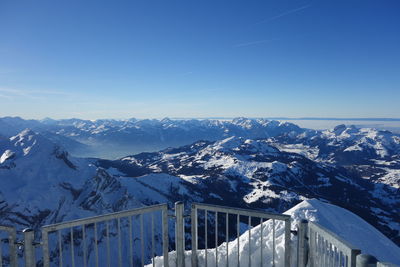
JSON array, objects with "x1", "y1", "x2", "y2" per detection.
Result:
[
  {"x1": 187, "y1": 202, "x2": 291, "y2": 267},
  {"x1": 1, "y1": 203, "x2": 399, "y2": 267},
  {"x1": 297, "y1": 220, "x2": 398, "y2": 267}
]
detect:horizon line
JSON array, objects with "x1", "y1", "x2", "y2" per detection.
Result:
[{"x1": 1, "y1": 115, "x2": 400, "y2": 122}]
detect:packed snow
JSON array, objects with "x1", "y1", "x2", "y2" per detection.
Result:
[{"x1": 148, "y1": 199, "x2": 400, "y2": 266}]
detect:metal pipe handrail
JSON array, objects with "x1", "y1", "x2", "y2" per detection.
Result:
[
  {"x1": 42, "y1": 203, "x2": 168, "y2": 232},
  {"x1": 309, "y1": 221, "x2": 360, "y2": 252},
  {"x1": 191, "y1": 202, "x2": 291, "y2": 221}
]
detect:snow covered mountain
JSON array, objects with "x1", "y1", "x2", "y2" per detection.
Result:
[
  {"x1": 270, "y1": 124, "x2": 400, "y2": 238},
  {"x1": 0, "y1": 130, "x2": 142, "y2": 227},
  {"x1": 98, "y1": 135, "x2": 400, "y2": 246},
  {"x1": 0, "y1": 117, "x2": 304, "y2": 159},
  {"x1": 0, "y1": 129, "x2": 166, "y2": 265},
  {"x1": 0, "y1": 118, "x2": 399, "y2": 253}
]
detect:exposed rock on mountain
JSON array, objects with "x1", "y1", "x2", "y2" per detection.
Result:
[{"x1": 0, "y1": 119, "x2": 399, "y2": 248}]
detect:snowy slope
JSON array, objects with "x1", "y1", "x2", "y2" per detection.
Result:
[
  {"x1": 102, "y1": 135, "x2": 400, "y2": 246},
  {"x1": 0, "y1": 129, "x2": 143, "y2": 226},
  {"x1": 150, "y1": 199, "x2": 400, "y2": 266},
  {"x1": 0, "y1": 127, "x2": 399, "y2": 266},
  {"x1": 1, "y1": 127, "x2": 397, "y2": 248}
]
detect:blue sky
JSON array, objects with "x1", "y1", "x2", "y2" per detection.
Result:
[{"x1": 0, "y1": 0, "x2": 399, "y2": 119}]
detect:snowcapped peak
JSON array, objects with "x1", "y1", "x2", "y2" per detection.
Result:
[
  {"x1": 266, "y1": 120, "x2": 280, "y2": 127},
  {"x1": 11, "y1": 129, "x2": 44, "y2": 146},
  {"x1": 324, "y1": 124, "x2": 361, "y2": 139},
  {"x1": 206, "y1": 136, "x2": 279, "y2": 156},
  {"x1": 0, "y1": 149, "x2": 15, "y2": 164},
  {"x1": 232, "y1": 117, "x2": 248, "y2": 122},
  {"x1": 161, "y1": 117, "x2": 172, "y2": 123},
  {"x1": 10, "y1": 129, "x2": 43, "y2": 155},
  {"x1": 278, "y1": 121, "x2": 290, "y2": 127},
  {"x1": 333, "y1": 124, "x2": 347, "y2": 135},
  {"x1": 242, "y1": 139, "x2": 279, "y2": 154},
  {"x1": 5, "y1": 128, "x2": 70, "y2": 160},
  {"x1": 213, "y1": 136, "x2": 243, "y2": 150},
  {"x1": 244, "y1": 139, "x2": 254, "y2": 144},
  {"x1": 343, "y1": 124, "x2": 359, "y2": 134},
  {"x1": 12, "y1": 128, "x2": 36, "y2": 139},
  {"x1": 231, "y1": 117, "x2": 257, "y2": 128}
]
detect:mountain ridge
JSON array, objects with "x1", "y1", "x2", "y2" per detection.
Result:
[{"x1": 0, "y1": 119, "x2": 399, "y2": 247}]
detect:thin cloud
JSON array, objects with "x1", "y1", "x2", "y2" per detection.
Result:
[
  {"x1": 0, "y1": 87, "x2": 72, "y2": 100},
  {"x1": 234, "y1": 38, "x2": 278, "y2": 48},
  {"x1": 0, "y1": 94, "x2": 12, "y2": 99},
  {"x1": 0, "y1": 88, "x2": 34, "y2": 99},
  {"x1": 255, "y1": 4, "x2": 311, "y2": 25}
]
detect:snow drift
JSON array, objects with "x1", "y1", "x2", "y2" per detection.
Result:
[{"x1": 149, "y1": 199, "x2": 400, "y2": 266}]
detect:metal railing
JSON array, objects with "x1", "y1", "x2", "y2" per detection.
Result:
[
  {"x1": 1, "y1": 202, "x2": 292, "y2": 267},
  {"x1": 301, "y1": 220, "x2": 360, "y2": 267},
  {"x1": 187, "y1": 203, "x2": 292, "y2": 267},
  {"x1": 40, "y1": 203, "x2": 169, "y2": 267},
  {"x1": 0, "y1": 226, "x2": 17, "y2": 267},
  {"x1": 2, "y1": 202, "x2": 397, "y2": 267},
  {"x1": 297, "y1": 220, "x2": 399, "y2": 267}
]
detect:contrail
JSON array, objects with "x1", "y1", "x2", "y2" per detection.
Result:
[
  {"x1": 234, "y1": 38, "x2": 278, "y2": 48},
  {"x1": 255, "y1": 4, "x2": 311, "y2": 25}
]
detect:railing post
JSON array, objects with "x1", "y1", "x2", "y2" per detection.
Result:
[
  {"x1": 351, "y1": 249, "x2": 362, "y2": 267},
  {"x1": 42, "y1": 230, "x2": 50, "y2": 267},
  {"x1": 175, "y1": 201, "x2": 185, "y2": 267},
  {"x1": 162, "y1": 207, "x2": 170, "y2": 267},
  {"x1": 297, "y1": 219, "x2": 308, "y2": 267},
  {"x1": 191, "y1": 204, "x2": 198, "y2": 267},
  {"x1": 356, "y1": 254, "x2": 377, "y2": 267},
  {"x1": 284, "y1": 218, "x2": 291, "y2": 267},
  {"x1": 7, "y1": 228, "x2": 18, "y2": 267},
  {"x1": 23, "y1": 228, "x2": 36, "y2": 267}
]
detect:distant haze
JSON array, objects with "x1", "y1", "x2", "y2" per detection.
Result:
[
  {"x1": 171, "y1": 117, "x2": 400, "y2": 133},
  {"x1": 277, "y1": 119, "x2": 400, "y2": 133}
]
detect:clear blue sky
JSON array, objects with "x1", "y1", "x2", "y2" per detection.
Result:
[{"x1": 0, "y1": 0, "x2": 399, "y2": 119}]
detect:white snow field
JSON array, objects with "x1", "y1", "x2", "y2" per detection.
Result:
[{"x1": 149, "y1": 199, "x2": 400, "y2": 266}]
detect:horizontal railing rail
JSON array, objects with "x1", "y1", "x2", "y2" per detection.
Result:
[
  {"x1": 190, "y1": 203, "x2": 291, "y2": 221},
  {"x1": 42, "y1": 203, "x2": 168, "y2": 232}
]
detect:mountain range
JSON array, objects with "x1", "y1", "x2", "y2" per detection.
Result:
[
  {"x1": 0, "y1": 117, "x2": 304, "y2": 159},
  {"x1": 0, "y1": 116, "x2": 399, "y2": 250}
]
